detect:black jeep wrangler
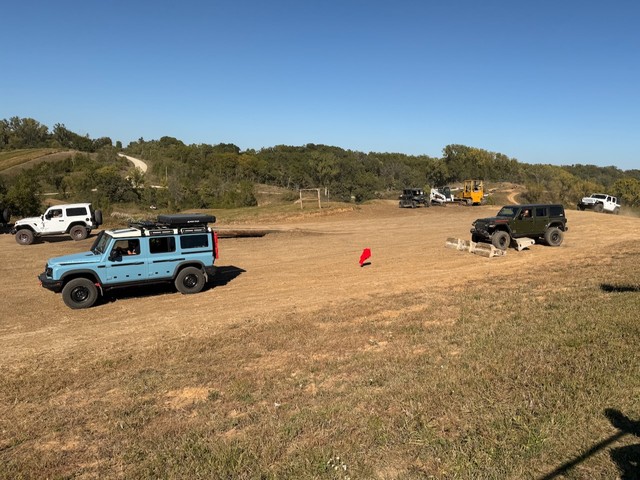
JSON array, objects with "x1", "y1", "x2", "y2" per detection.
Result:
[
  {"x1": 470, "y1": 204, "x2": 568, "y2": 250},
  {"x1": 399, "y1": 188, "x2": 430, "y2": 208}
]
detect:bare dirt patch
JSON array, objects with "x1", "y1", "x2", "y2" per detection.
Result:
[
  {"x1": 2, "y1": 201, "x2": 639, "y2": 478},
  {"x1": 1, "y1": 202, "x2": 638, "y2": 368}
]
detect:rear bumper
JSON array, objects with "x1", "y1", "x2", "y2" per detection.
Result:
[{"x1": 38, "y1": 273, "x2": 63, "y2": 293}]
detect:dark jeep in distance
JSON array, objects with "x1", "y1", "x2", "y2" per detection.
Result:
[
  {"x1": 470, "y1": 204, "x2": 567, "y2": 250},
  {"x1": 399, "y1": 188, "x2": 430, "y2": 208}
]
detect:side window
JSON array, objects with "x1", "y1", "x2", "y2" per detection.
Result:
[
  {"x1": 112, "y1": 239, "x2": 140, "y2": 256},
  {"x1": 550, "y1": 206, "x2": 564, "y2": 217},
  {"x1": 180, "y1": 234, "x2": 209, "y2": 249},
  {"x1": 518, "y1": 208, "x2": 532, "y2": 219},
  {"x1": 66, "y1": 207, "x2": 88, "y2": 216},
  {"x1": 49, "y1": 208, "x2": 63, "y2": 218},
  {"x1": 150, "y1": 236, "x2": 176, "y2": 254},
  {"x1": 535, "y1": 207, "x2": 547, "y2": 217}
]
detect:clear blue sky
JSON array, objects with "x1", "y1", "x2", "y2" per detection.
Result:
[{"x1": 1, "y1": 1, "x2": 639, "y2": 170}]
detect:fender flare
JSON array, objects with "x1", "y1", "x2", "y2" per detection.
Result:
[
  {"x1": 66, "y1": 222, "x2": 90, "y2": 234},
  {"x1": 172, "y1": 261, "x2": 207, "y2": 279},
  {"x1": 60, "y1": 270, "x2": 102, "y2": 286}
]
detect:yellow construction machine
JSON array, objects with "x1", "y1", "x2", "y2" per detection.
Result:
[{"x1": 455, "y1": 179, "x2": 485, "y2": 205}]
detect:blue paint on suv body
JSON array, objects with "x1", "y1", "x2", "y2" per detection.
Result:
[{"x1": 39, "y1": 214, "x2": 218, "y2": 308}]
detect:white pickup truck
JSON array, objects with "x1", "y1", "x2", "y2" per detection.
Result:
[{"x1": 577, "y1": 194, "x2": 621, "y2": 214}]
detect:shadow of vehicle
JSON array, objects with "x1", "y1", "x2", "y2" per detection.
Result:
[
  {"x1": 540, "y1": 409, "x2": 640, "y2": 479},
  {"x1": 101, "y1": 265, "x2": 245, "y2": 305},
  {"x1": 208, "y1": 265, "x2": 246, "y2": 288},
  {"x1": 28, "y1": 233, "x2": 100, "y2": 244}
]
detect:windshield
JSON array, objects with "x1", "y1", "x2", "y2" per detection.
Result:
[
  {"x1": 496, "y1": 206, "x2": 518, "y2": 218},
  {"x1": 591, "y1": 194, "x2": 607, "y2": 199},
  {"x1": 91, "y1": 231, "x2": 111, "y2": 255}
]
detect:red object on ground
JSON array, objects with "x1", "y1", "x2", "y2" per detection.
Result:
[{"x1": 359, "y1": 248, "x2": 371, "y2": 266}]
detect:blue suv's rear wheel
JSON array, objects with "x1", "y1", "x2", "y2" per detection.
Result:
[
  {"x1": 175, "y1": 267, "x2": 205, "y2": 294},
  {"x1": 62, "y1": 278, "x2": 98, "y2": 309}
]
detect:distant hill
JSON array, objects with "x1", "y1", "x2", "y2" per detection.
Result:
[{"x1": 0, "y1": 149, "x2": 76, "y2": 174}]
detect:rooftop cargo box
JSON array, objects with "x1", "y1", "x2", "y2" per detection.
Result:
[{"x1": 157, "y1": 214, "x2": 216, "y2": 226}]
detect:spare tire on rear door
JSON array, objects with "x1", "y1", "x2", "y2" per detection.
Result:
[{"x1": 93, "y1": 209, "x2": 103, "y2": 226}]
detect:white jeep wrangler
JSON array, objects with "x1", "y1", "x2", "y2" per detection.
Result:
[
  {"x1": 577, "y1": 194, "x2": 621, "y2": 214},
  {"x1": 12, "y1": 203, "x2": 103, "y2": 245}
]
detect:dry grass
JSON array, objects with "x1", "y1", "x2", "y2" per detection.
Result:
[
  {"x1": 1, "y1": 239, "x2": 638, "y2": 478},
  {"x1": 0, "y1": 148, "x2": 72, "y2": 173}
]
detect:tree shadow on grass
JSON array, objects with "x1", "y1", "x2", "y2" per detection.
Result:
[
  {"x1": 607, "y1": 409, "x2": 640, "y2": 479},
  {"x1": 539, "y1": 409, "x2": 640, "y2": 479},
  {"x1": 601, "y1": 283, "x2": 640, "y2": 293}
]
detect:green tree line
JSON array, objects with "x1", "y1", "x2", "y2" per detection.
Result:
[
  {"x1": 2, "y1": 117, "x2": 640, "y2": 217},
  {"x1": 0, "y1": 117, "x2": 116, "y2": 152}
]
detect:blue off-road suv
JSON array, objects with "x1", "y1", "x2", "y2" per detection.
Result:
[{"x1": 39, "y1": 214, "x2": 219, "y2": 309}]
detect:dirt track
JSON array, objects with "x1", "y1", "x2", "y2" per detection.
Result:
[{"x1": 1, "y1": 203, "x2": 638, "y2": 368}]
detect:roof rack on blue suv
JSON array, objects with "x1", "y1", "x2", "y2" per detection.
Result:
[{"x1": 38, "y1": 214, "x2": 219, "y2": 309}]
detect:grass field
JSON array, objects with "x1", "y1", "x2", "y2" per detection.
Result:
[
  {"x1": 0, "y1": 148, "x2": 72, "y2": 173},
  {"x1": 1, "y1": 201, "x2": 639, "y2": 479}
]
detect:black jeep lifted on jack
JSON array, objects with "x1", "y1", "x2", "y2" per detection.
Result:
[{"x1": 470, "y1": 204, "x2": 567, "y2": 250}]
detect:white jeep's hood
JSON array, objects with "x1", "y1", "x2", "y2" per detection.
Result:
[{"x1": 14, "y1": 216, "x2": 42, "y2": 225}]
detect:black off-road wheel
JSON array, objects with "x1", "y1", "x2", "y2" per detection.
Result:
[
  {"x1": 594, "y1": 203, "x2": 604, "y2": 213},
  {"x1": 15, "y1": 229, "x2": 34, "y2": 245},
  {"x1": 544, "y1": 227, "x2": 564, "y2": 246},
  {"x1": 491, "y1": 231, "x2": 511, "y2": 250},
  {"x1": 62, "y1": 278, "x2": 99, "y2": 309},
  {"x1": 70, "y1": 225, "x2": 88, "y2": 241},
  {"x1": 175, "y1": 267, "x2": 205, "y2": 294}
]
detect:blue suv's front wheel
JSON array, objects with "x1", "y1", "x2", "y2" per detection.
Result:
[{"x1": 62, "y1": 278, "x2": 99, "y2": 309}]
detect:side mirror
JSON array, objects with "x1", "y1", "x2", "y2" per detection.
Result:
[{"x1": 109, "y1": 251, "x2": 121, "y2": 262}]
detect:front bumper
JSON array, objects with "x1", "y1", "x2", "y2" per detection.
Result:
[
  {"x1": 470, "y1": 226, "x2": 492, "y2": 241},
  {"x1": 577, "y1": 202, "x2": 596, "y2": 210},
  {"x1": 38, "y1": 273, "x2": 63, "y2": 293}
]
